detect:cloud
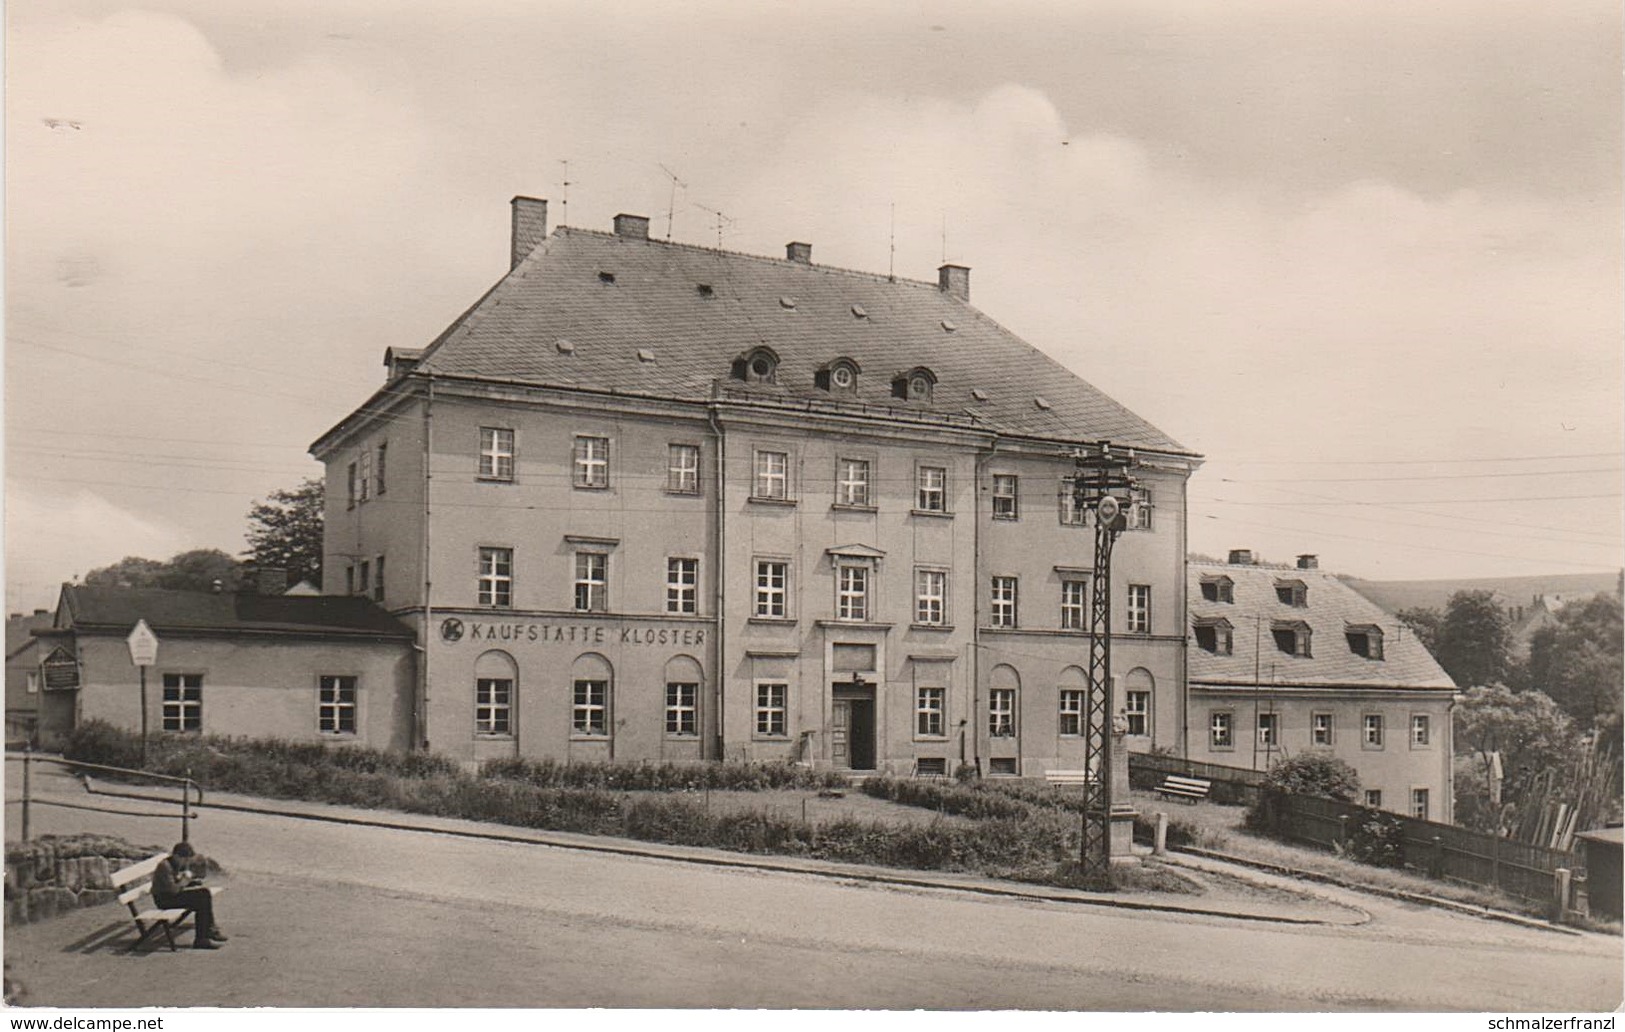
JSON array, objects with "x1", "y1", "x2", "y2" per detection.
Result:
[{"x1": 4, "y1": 481, "x2": 195, "y2": 611}]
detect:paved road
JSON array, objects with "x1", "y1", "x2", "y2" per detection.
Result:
[{"x1": 5, "y1": 768, "x2": 1621, "y2": 1010}]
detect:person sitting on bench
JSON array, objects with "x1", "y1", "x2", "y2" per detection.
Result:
[{"x1": 151, "y1": 842, "x2": 227, "y2": 949}]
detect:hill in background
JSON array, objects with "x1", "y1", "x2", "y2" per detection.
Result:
[{"x1": 1342, "y1": 570, "x2": 1622, "y2": 617}]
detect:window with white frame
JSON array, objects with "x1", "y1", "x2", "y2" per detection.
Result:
[
  {"x1": 1132, "y1": 486, "x2": 1153, "y2": 530},
  {"x1": 1312, "y1": 712, "x2": 1334, "y2": 746},
  {"x1": 1058, "y1": 477, "x2": 1088, "y2": 526},
  {"x1": 479, "y1": 427, "x2": 515, "y2": 480},
  {"x1": 572, "y1": 679, "x2": 609, "y2": 736},
  {"x1": 916, "y1": 687, "x2": 945, "y2": 737},
  {"x1": 359, "y1": 448, "x2": 373, "y2": 502},
  {"x1": 991, "y1": 576, "x2": 1018, "y2": 628},
  {"x1": 915, "y1": 568, "x2": 946, "y2": 626},
  {"x1": 318, "y1": 675, "x2": 357, "y2": 735},
  {"x1": 1411, "y1": 714, "x2": 1431, "y2": 747},
  {"x1": 358, "y1": 560, "x2": 370, "y2": 597},
  {"x1": 1365, "y1": 789, "x2": 1383, "y2": 808},
  {"x1": 1210, "y1": 711, "x2": 1234, "y2": 750},
  {"x1": 755, "y1": 560, "x2": 788, "y2": 618},
  {"x1": 755, "y1": 682, "x2": 787, "y2": 736},
  {"x1": 1060, "y1": 579, "x2": 1087, "y2": 630},
  {"x1": 754, "y1": 450, "x2": 789, "y2": 500},
  {"x1": 1059, "y1": 690, "x2": 1084, "y2": 736},
  {"x1": 25, "y1": 671, "x2": 38, "y2": 694},
  {"x1": 1411, "y1": 788, "x2": 1430, "y2": 820},
  {"x1": 346, "y1": 462, "x2": 358, "y2": 509},
  {"x1": 574, "y1": 552, "x2": 608, "y2": 612},
  {"x1": 573, "y1": 435, "x2": 609, "y2": 489},
  {"x1": 837, "y1": 458, "x2": 872, "y2": 507},
  {"x1": 1127, "y1": 584, "x2": 1151, "y2": 633},
  {"x1": 667, "y1": 443, "x2": 700, "y2": 494},
  {"x1": 666, "y1": 558, "x2": 698, "y2": 615},
  {"x1": 992, "y1": 474, "x2": 1018, "y2": 520},
  {"x1": 475, "y1": 677, "x2": 512, "y2": 735},
  {"x1": 478, "y1": 547, "x2": 512, "y2": 607},
  {"x1": 1126, "y1": 690, "x2": 1150, "y2": 737},
  {"x1": 1258, "y1": 712, "x2": 1280, "y2": 749},
  {"x1": 665, "y1": 682, "x2": 698, "y2": 736},
  {"x1": 1363, "y1": 713, "x2": 1385, "y2": 748},
  {"x1": 375, "y1": 441, "x2": 388, "y2": 495},
  {"x1": 916, "y1": 466, "x2": 947, "y2": 513},
  {"x1": 988, "y1": 688, "x2": 1016, "y2": 737},
  {"x1": 161, "y1": 673, "x2": 202, "y2": 733},
  {"x1": 836, "y1": 564, "x2": 869, "y2": 621}
]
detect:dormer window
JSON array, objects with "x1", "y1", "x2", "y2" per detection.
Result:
[
  {"x1": 1272, "y1": 620, "x2": 1312, "y2": 657},
  {"x1": 1193, "y1": 617, "x2": 1234, "y2": 655},
  {"x1": 816, "y1": 358, "x2": 862, "y2": 394},
  {"x1": 1200, "y1": 575, "x2": 1234, "y2": 603},
  {"x1": 732, "y1": 347, "x2": 780, "y2": 384},
  {"x1": 1275, "y1": 579, "x2": 1307, "y2": 607},
  {"x1": 892, "y1": 367, "x2": 937, "y2": 403},
  {"x1": 1346, "y1": 624, "x2": 1385, "y2": 660}
]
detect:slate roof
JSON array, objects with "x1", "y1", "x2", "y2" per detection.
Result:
[
  {"x1": 56, "y1": 586, "x2": 414, "y2": 640},
  {"x1": 407, "y1": 227, "x2": 1189, "y2": 452},
  {"x1": 1188, "y1": 560, "x2": 1454, "y2": 690}
]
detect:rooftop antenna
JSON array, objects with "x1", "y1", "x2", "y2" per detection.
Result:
[
  {"x1": 559, "y1": 159, "x2": 571, "y2": 227},
  {"x1": 889, "y1": 202, "x2": 897, "y2": 282},
  {"x1": 657, "y1": 163, "x2": 687, "y2": 241},
  {"x1": 693, "y1": 203, "x2": 735, "y2": 250}
]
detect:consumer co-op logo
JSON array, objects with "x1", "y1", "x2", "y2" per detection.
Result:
[{"x1": 439, "y1": 618, "x2": 465, "y2": 643}]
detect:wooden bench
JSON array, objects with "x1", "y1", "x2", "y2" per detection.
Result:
[
  {"x1": 111, "y1": 854, "x2": 221, "y2": 952},
  {"x1": 1152, "y1": 775, "x2": 1212, "y2": 804},
  {"x1": 1043, "y1": 769, "x2": 1098, "y2": 788}
]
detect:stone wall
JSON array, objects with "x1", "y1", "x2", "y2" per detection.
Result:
[{"x1": 4, "y1": 835, "x2": 158, "y2": 925}]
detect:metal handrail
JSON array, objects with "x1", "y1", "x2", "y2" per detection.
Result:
[{"x1": 5, "y1": 749, "x2": 203, "y2": 843}]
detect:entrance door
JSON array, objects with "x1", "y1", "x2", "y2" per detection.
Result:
[
  {"x1": 831, "y1": 700, "x2": 850, "y2": 768},
  {"x1": 848, "y1": 698, "x2": 876, "y2": 770}
]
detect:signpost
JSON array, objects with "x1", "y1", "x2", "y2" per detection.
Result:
[{"x1": 126, "y1": 619, "x2": 159, "y2": 767}]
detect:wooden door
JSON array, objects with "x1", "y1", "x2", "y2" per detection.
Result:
[{"x1": 831, "y1": 699, "x2": 851, "y2": 768}]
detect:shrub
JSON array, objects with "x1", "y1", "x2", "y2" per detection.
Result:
[
  {"x1": 481, "y1": 757, "x2": 847, "y2": 792},
  {"x1": 1261, "y1": 753, "x2": 1361, "y2": 802},
  {"x1": 859, "y1": 776, "x2": 1039, "y2": 821},
  {"x1": 1344, "y1": 808, "x2": 1406, "y2": 868}
]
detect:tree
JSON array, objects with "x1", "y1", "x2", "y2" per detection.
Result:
[
  {"x1": 83, "y1": 549, "x2": 245, "y2": 592},
  {"x1": 1397, "y1": 606, "x2": 1443, "y2": 656},
  {"x1": 1430, "y1": 590, "x2": 1514, "y2": 688},
  {"x1": 1523, "y1": 592, "x2": 1623, "y2": 731},
  {"x1": 244, "y1": 478, "x2": 324, "y2": 588},
  {"x1": 1453, "y1": 684, "x2": 1578, "y2": 833}
]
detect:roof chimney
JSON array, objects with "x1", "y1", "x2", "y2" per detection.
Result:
[
  {"x1": 786, "y1": 242, "x2": 812, "y2": 264},
  {"x1": 1296, "y1": 554, "x2": 1319, "y2": 570},
  {"x1": 1228, "y1": 549, "x2": 1254, "y2": 566},
  {"x1": 510, "y1": 196, "x2": 548, "y2": 270},
  {"x1": 938, "y1": 264, "x2": 970, "y2": 301},
  {"x1": 613, "y1": 213, "x2": 651, "y2": 240}
]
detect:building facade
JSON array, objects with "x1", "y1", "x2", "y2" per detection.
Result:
[
  {"x1": 1187, "y1": 551, "x2": 1457, "y2": 821},
  {"x1": 34, "y1": 585, "x2": 417, "y2": 750},
  {"x1": 6, "y1": 609, "x2": 55, "y2": 747},
  {"x1": 312, "y1": 199, "x2": 1201, "y2": 774}
]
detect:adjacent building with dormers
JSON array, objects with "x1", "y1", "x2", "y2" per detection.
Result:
[
  {"x1": 311, "y1": 199, "x2": 1202, "y2": 774},
  {"x1": 1187, "y1": 550, "x2": 1456, "y2": 820}
]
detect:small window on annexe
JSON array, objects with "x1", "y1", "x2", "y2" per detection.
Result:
[
  {"x1": 1193, "y1": 617, "x2": 1234, "y2": 655},
  {"x1": 1275, "y1": 579, "x2": 1308, "y2": 607},
  {"x1": 1346, "y1": 624, "x2": 1385, "y2": 660},
  {"x1": 1200, "y1": 575, "x2": 1233, "y2": 603},
  {"x1": 732, "y1": 347, "x2": 781, "y2": 384},
  {"x1": 1271, "y1": 620, "x2": 1312, "y2": 657}
]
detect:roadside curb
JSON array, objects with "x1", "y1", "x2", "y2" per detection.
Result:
[
  {"x1": 1171, "y1": 845, "x2": 1581, "y2": 936},
  {"x1": 192, "y1": 794, "x2": 1354, "y2": 927}
]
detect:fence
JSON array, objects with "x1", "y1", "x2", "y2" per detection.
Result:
[
  {"x1": 1252, "y1": 787, "x2": 1582, "y2": 909},
  {"x1": 5, "y1": 749, "x2": 204, "y2": 844},
  {"x1": 1128, "y1": 752, "x2": 1266, "y2": 806}
]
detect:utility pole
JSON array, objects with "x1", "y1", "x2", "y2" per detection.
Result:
[{"x1": 1072, "y1": 442, "x2": 1138, "y2": 882}]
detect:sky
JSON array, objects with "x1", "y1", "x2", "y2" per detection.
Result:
[{"x1": 6, "y1": 0, "x2": 1622, "y2": 612}]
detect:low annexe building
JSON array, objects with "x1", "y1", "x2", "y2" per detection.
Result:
[
  {"x1": 1187, "y1": 551, "x2": 1456, "y2": 821},
  {"x1": 311, "y1": 198, "x2": 1203, "y2": 774},
  {"x1": 31, "y1": 584, "x2": 417, "y2": 750}
]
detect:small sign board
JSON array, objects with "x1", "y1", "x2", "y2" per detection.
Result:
[
  {"x1": 126, "y1": 619, "x2": 159, "y2": 667},
  {"x1": 42, "y1": 647, "x2": 79, "y2": 690}
]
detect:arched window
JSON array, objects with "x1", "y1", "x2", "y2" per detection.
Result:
[
  {"x1": 817, "y1": 358, "x2": 862, "y2": 393},
  {"x1": 663, "y1": 655, "x2": 704, "y2": 738},
  {"x1": 1057, "y1": 666, "x2": 1087, "y2": 736},
  {"x1": 989, "y1": 663, "x2": 1020, "y2": 738},
  {"x1": 732, "y1": 347, "x2": 780, "y2": 384},
  {"x1": 571, "y1": 653, "x2": 613, "y2": 738},
  {"x1": 892, "y1": 366, "x2": 937, "y2": 403},
  {"x1": 1124, "y1": 667, "x2": 1154, "y2": 738},
  {"x1": 474, "y1": 650, "x2": 518, "y2": 737}
]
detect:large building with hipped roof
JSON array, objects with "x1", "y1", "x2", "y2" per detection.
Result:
[
  {"x1": 311, "y1": 199, "x2": 1202, "y2": 773},
  {"x1": 1188, "y1": 550, "x2": 1456, "y2": 820}
]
